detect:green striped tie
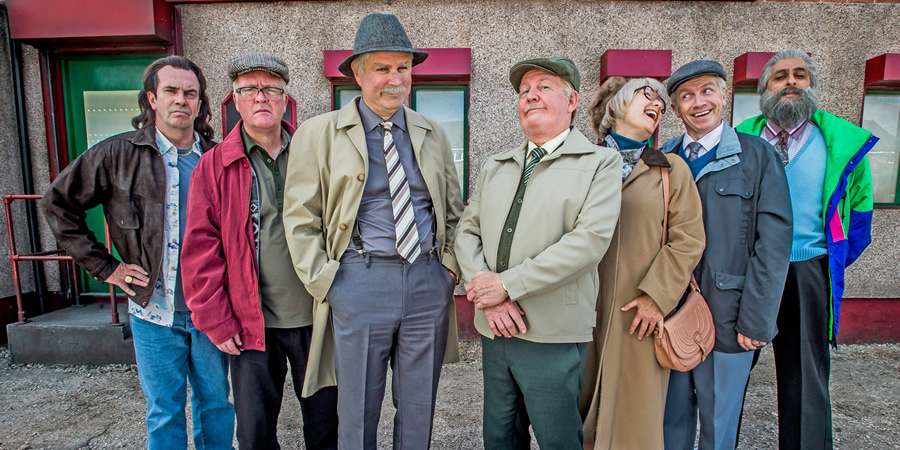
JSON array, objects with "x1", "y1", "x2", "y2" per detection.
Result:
[{"x1": 523, "y1": 147, "x2": 547, "y2": 185}]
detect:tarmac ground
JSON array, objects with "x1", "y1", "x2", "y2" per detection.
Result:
[{"x1": 0, "y1": 341, "x2": 898, "y2": 449}]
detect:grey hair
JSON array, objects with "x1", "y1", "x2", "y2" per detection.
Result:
[
  {"x1": 670, "y1": 76, "x2": 727, "y2": 109},
  {"x1": 758, "y1": 49, "x2": 819, "y2": 95},
  {"x1": 350, "y1": 52, "x2": 413, "y2": 75},
  {"x1": 598, "y1": 78, "x2": 666, "y2": 137}
]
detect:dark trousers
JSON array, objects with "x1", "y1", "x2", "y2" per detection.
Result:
[
  {"x1": 482, "y1": 335, "x2": 587, "y2": 450},
  {"x1": 772, "y1": 255, "x2": 832, "y2": 450},
  {"x1": 230, "y1": 326, "x2": 339, "y2": 450}
]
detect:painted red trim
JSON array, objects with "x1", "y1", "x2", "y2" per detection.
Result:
[
  {"x1": 599, "y1": 49, "x2": 672, "y2": 81},
  {"x1": 323, "y1": 48, "x2": 472, "y2": 80},
  {"x1": 8, "y1": 0, "x2": 175, "y2": 45},
  {"x1": 733, "y1": 52, "x2": 777, "y2": 89},
  {"x1": 864, "y1": 54, "x2": 900, "y2": 87},
  {"x1": 837, "y1": 298, "x2": 900, "y2": 344},
  {"x1": 454, "y1": 295, "x2": 479, "y2": 342}
]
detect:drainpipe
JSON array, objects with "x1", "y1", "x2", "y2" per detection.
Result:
[{"x1": 10, "y1": 39, "x2": 48, "y2": 312}]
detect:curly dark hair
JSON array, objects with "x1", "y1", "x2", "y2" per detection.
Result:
[{"x1": 131, "y1": 55, "x2": 214, "y2": 141}]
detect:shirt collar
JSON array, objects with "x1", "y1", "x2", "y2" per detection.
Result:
[
  {"x1": 528, "y1": 127, "x2": 571, "y2": 158},
  {"x1": 682, "y1": 120, "x2": 725, "y2": 152},
  {"x1": 764, "y1": 120, "x2": 809, "y2": 140},
  {"x1": 240, "y1": 124, "x2": 290, "y2": 157},
  {"x1": 357, "y1": 98, "x2": 407, "y2": 133},
  {"x1": 155, "y1": 127, "x2": 201, "y2": 156}
]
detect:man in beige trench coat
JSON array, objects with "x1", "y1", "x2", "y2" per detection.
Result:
[
  {"x1": 456, "y1": 57, "x2": 622, "y2": 449},
  {"x1": 282, "y1": 13, "x2": 464, "y2": 450}
]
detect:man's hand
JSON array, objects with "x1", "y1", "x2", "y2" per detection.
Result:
[
  {"x1": 621, "y1": 294, "x2": 665, "y2": 340},
  {"x1": 483, "y1": 300, "x2": 526, "y2": 338},
  {"x1": 216, "y1": 334, "x2": 243, "y2": 355},
  {"x1": 737, "y1": 333, "x2": 766, "y2": 351},
  {"x1": 104, "y1": 263, "x2": 149, "y2": 297},
  {"x1": 464, "y1": 271, "x2": 509, "y2": 310}
]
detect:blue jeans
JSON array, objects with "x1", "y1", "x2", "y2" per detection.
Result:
[{"x1": 130, "y1": 311, "x2": 234, "y2": 449}]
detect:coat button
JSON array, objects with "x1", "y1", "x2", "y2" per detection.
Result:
[
  {"x1": 357, "y1": 173, "x2": 365, "y2": 182},
  {"x1": 339, "y1": 223, "x2": 348, "y2": 231}
]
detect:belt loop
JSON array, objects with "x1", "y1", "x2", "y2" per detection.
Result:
[{"x1": 364, "y1": 252, "x2": 371, "y2": 268}]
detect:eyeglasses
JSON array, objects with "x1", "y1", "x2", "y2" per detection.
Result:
[
  {"x1": 235, "y1": 87, "x2": 285, "y2": 100},
  {"x1": 635, "y1": 86, "x2": 666, "y2": 115}
]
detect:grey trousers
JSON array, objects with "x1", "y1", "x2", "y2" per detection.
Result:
[
  {"x1": 328, "y1": 253, "x2": 454, "y2": 450},
  {"x1": 663, "y1": 350, "x2": 755, "y2": 450}
]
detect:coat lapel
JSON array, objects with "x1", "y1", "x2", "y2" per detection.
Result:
[{"x1": 337, "y1": 99, "x2": 369, "y2": 163}]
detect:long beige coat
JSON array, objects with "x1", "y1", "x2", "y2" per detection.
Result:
[
  {"x1": 579, "y1": 150, "x2": 705, "y2": 449},
  {"x1": 455, "y1": 127, "x2": 622, "y2": 343},
  {"x1": 283, "y1": 99, "x2": 465, "y2": 397}
]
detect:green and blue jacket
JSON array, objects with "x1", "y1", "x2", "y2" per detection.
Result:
[{"x1": 738, "y1": 110, "x2": 878, "y2": 344}]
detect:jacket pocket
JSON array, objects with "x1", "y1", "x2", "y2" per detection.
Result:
[
  {"x1": 714, "y1": 271, "x2": 745, "y2": 291},
  {"x1": 713, "y1": 178, "x2": 754, "y2": 199},
  {"x1": 109, "y1": 204, "x2": 140, "y2": 229}
]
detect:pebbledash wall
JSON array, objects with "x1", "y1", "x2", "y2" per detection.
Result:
[{"x1": 4, "y1": 1, "x2": 900, "y2": 329}]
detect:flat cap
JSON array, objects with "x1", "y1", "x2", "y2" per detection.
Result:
[
  {"x1": 666, "y1": 60, "x2": 726, "y2": 96},
  {"x1": 509, "y1": 57, "x2": 580, "y2": 92},
  {"x1": 228, "y1": 52, "x2": 289, "y2": 84}
]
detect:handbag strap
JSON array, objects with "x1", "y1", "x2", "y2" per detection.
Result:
[
  {"x1": 660, "y1": 166, "x2": 669, "y2": 248},
  {"x1": 659, "y1": 166, "x2": 700, "y2": 293}
]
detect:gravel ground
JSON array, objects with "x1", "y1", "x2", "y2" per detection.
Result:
[{"x1": 0, "y1": 341, "x2": 898, "y2": 449}]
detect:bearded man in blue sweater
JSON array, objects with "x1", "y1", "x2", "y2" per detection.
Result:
[{"x1": 737, "y1": 49, "x2": 878, "y2": 450}]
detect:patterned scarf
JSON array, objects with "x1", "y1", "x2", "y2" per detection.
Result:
[{"x1": 603, "y1": 134, "x2": 646, "y2": 183}]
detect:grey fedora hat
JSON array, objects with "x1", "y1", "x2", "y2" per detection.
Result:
[{"x1": 338, "y1": 13, "x2": 429, "y2": 78}]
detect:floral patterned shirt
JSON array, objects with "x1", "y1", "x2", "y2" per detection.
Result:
[{"x1": 128, "y1": 128, "x2": 202, "y2": 326}]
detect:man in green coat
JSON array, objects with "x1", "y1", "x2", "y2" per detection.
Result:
[
  {"x1": 455, "y1": 57, "x2": 621, "y2": 449},
  {"x1": 736, "y1": 49, "x2": 877, "y2": 450}
]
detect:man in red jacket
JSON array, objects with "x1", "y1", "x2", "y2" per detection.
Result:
[{"x1": 182, "y1": 53, "x2": 338, "y2": 449}]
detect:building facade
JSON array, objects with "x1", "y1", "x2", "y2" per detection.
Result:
[{"x1": 2, "y1": 0, "x2": 899, "y2": 341}]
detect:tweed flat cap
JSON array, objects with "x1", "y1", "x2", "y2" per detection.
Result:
[
  {"x1": 338, "y1": 13, "x2": 429, "y2": 78},
  {"x1": 228, "y1": 52, "x2": 289, "y2": 83},
  {"x1": 667, "y1": 60, "x2": 726, "y2": 96},
  {"x1": 509, "y1": 57, "x2": 581, "y2": 92}
]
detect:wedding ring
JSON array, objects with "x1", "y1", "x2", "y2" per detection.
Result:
[{"x1": 125, "y1": 276, "x2": 134, "y2": 284}]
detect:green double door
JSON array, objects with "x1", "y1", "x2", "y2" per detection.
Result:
[{"x1": 60, "y1": 53, "x2": 166, "y2": 294}]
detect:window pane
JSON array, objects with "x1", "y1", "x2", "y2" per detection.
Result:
[
  {"x1": 862, "y1": 94, "x2": 900, "y2": 204},
  {"x1": 83, "y1": 90, "x2": 141, "y2": 148},
  {"x1": 414, "y1": 89, "x2": 467, "y2": 196},
  {"x1": 338, "y1": 88, "x2": 362, "y2": 109},
  {"x1": 732, "y1": 91, "x2": 761, "y2": 127}
]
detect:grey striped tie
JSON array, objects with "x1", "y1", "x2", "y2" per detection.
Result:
[
  {"x1": 523, "y1": 147, "x2": 547, "y2": 185},
  {"x1": 382, "y1": 122, "x2": 421, "y2": 262}
]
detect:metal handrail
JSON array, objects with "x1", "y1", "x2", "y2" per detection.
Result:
[{"x1": 3, "y1": 194, "x2": 119, "y2": 324}]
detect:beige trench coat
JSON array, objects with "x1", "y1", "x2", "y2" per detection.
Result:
[
  {"x1": 455, "y1": 127, "x2": 622, "y2": 343},
  {"x1": 579, "y1": 150, "x2": 705, "y2": 449},
  {"x1": 283, "y1": 99, "x2": 465, "y2": 397}
]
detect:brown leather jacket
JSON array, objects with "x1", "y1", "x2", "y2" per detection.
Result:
[{"x1": 42, "y1": 125, "x2": 214, "y2": 307}]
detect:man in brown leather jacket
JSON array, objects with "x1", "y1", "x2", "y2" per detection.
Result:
[{"x1": 42, "y1": 56, "x2": 234, "y2": 449}]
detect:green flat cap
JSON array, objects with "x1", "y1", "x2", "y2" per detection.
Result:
[
  {"x1": 509, "y1": 57, "x2": 580, "y2": 92},
  {"x1": 228, "y1": 52, "x2": 289, "y2": 84}
]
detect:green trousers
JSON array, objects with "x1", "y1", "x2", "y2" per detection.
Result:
[{"x1": 481, "y1": 335, "x2": 587, "y2": 450}]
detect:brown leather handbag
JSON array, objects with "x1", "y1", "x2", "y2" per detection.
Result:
[{"x1": 654, "y1": 167, "x2": 715, "y2": 372}]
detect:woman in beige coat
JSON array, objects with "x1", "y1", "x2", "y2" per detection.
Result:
[{"x1": 579, "y1": 77, "x2": 706, "y2": 449}]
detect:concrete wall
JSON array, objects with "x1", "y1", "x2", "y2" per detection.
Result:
[
  {"x1": 0, "y1": 4, "x2": 35, "y2": 299},
  {"x1": 11, "y1": 0, "x2": 900, "y2": 299}
]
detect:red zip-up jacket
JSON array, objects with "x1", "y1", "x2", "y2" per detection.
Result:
[{"x1": 182, "y1": 120, "x2": 296, "y2": 351}]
